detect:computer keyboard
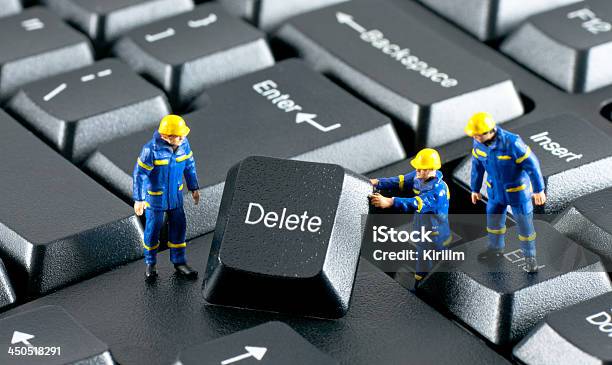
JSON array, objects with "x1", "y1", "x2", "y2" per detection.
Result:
[{"x1": 0, "y1": 0, "x2": 610, "y2": 364}]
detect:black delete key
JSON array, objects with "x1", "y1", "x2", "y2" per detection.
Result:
[
  {"x1": 514, "y1": 292, "x2": 612, "y2": 365},
  {"x1": 8, "y1": 59, "x2": 170, "y2": 162},
  {"x1": 203, "y1": 156, "x2": 371, "y2": 318},
  {"x1": 0, "y1": 306, "x2": 113, "y2": 364},
  {"x1": 417, "y1": 221, "x2": 612, "y2": 346},
  {"x1": 453, "y1": 115, "x2": 612, "y2": 214},
  {"x1": 42, "y1": 0, "x2": 194, "y2": 48},
  {"x1": 219, "y1": 0, "x2": 349, "y2": 30},
  {"x1": 0, "y1": 259, "x2": 16, "y2": 312},
  {"x1": 0, "y1": 7, "x2": 93, "y2": 100},
  {"x1": 115, "y1": 3, "x2": 274, "y2": 107},
  {"x1": 84, "y1": 59, "x2": 404, "y2": 239},
  {"x1": 0, "y1": 0, "x2": 21, "y2": 18},
  {"x1": 0, "y1": 111, "x2": 143, "y2": 297},
  {"x1": 275, "y1": 1, "x2": 524, "y2": 147},
  {"x1": 554, "y1": 187, "x2": 612, "y2": 269},
  {"x1": 177, "y1": 322, "x2": 338, "y2": 365},
  {"x1": 502, "y1": 0, "x2": 612, "y2": 93}
]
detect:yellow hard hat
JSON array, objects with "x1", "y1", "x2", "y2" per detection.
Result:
[
  {"x1": 158, "y1": 115, "x2": 190, "y2": 137},
  {"x1": 465, "y1": 112, "x2": 496, "y2": 137},
  {"x1": 411, "y1": 148, "x2": 442, "y2": 170}
]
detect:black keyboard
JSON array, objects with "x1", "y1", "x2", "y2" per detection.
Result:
[{"x1": 0, "y1": 0, "x2": 611, "y2": 364}]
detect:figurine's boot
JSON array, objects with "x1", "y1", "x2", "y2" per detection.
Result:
[
  {"x1": 174, "y1": 264, "x2": 198, "y2": 278},
  {"x1": 477, "y1": 248, "x2": 504, "y2": 262},
  {"x1": 145, "y1": 264, "x2": 158, "y2": 279},
  {"x1": 525, "y1": 257, "x2": 539, "y2": 273}
]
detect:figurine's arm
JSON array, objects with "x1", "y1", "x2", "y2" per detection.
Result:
[
  {"x1": 182, "y1": 140, "x2": 200, "y2": 191},
  {"x1": 469, "y1": 151, "x2": 486, "y2": 193},
  {"x1": 514, "y1": 139, "x2": 545, "y2": 193},
  {"x1": 396, "y1": 184, "x2": 447, "y2": 213},
  {"x1": 374, "y1": 171, "x2": 416, "y2": 192},
  {"x1": 133, "y1": 146, "x2": 154, "y2": 215}
]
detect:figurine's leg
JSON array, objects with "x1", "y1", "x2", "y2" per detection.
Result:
[
  {"x1": 486, "y1": 201, "x2": 507, "y2": 251},
  {"x1": 167, "y1": 207, "x2": 187, "y2": 265},
  {"x1": 512, "y1": 201, "x2": 538, "y2": 272},
  {"x1": 143, "y1": 208, "x2": 164, "y2": 265},
  {"x1": 167, "y1": 207, "x2": 198, "y2": 278}
]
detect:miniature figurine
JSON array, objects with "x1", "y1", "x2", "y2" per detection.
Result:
[
  {"x1": 464, "y1": 112, "x2": 546, "y2": 273},
  {"x1": 133, "y1": 115, "x2": 200, "y2": 279},
  {"x1": 370, "y1": 148, "x2": 451, "y2": 283}
]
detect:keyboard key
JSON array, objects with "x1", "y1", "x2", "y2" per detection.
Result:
[
  {"x1": 42, "y1": 0, "x2": 194, "y2": 48},
  {"x1": 502, "y1": 0, "x2": 612, "y2": 93},
  {"x1": 8, "y1": 59, "x2": 171, "y2": 162},
  {"x1": 178, "y1": 322, "x2": 338, "y2": 365},
  {"x1": 0, "y1": 7, "x2": 94, "y2": 101},
  {"x1": 0, "y1": 306, "x2": 113, "y2": 364},
  {"x1": 8, "y1": 234, "x2": 510, "y2": 365},
  {"x1": 275, "y1": 1, "x2": 524, "y2": 147},
  {"x1": 0, "y1": 0, "x2": 21, "y2": 18},
  {"x1": 419, "y1": 0, "x2": 583, "y2": 41},
  {"x1": 417, "y1": 221, "x2": 612, "y2": 346},
  {"x1": 554, "y1": 187, "x2": 612, "y2": 269},
  {"x1": 453, "y1": 115, "x2": 612, "y2": 214},
  {"x1": 0, "y1": 110, "x2": 143, "y2": 297},
  {"x1": 84, "y1": 59, "x2": 405, "y2": 238},
  {"x1": 219, "y1": 0, "x2": 349, "y2": 31},
  {"x1": 114, "y1": 3, "x2": 274, "y2": 108},
  {"x1": 513, "y1": 291, "x2": 612, "y2": 365},
  {"x1": 203, "y1": 156, "x2": 371, "y2": 318},
  {"x1": 0, "y1": 259, "x2": 16, "y2": 312}
]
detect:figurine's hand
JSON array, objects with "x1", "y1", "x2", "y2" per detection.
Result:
[
  {"x1": 471, "y1": 192, "x2": 482, "y2": 205},
  {"x1": 533, "y1": 191, "x2": 547, "y2": 206},
  {"x1": 370, "y1": 179, "x2": 379, "y2": 187},
  {"x1": 192, "y1": 190, "x2": 201, "y2": 205},
  {"x1": 369, "y1": 193, "x2": 394, "y2": 209},
  {"x1": 134, "y1": 201, "x2": 147, "y2": 216}
]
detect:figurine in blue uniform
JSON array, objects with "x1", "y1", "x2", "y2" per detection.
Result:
[
  {"x1": 133, "y1": 115, "x2": 200, "y2": 280},
  {"x1": 465, "y1": 112, "x2": 546, "y2": 273},
  {"x1": 370, "y1": 148, "x2": 451, "y2": 283}
]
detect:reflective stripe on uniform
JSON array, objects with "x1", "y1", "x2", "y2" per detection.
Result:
[
  {"x1": 176, "y1": 151, "x2": 193, "y2": 162},
  {"x1": 137, "y1": 158, "x2": 153, "y2": 171},
  {"x1": 497, "y1": 155, "x2": 512, "y2": 160},
  {"x1": 485, "y1": 181, "x2": 492, "y2": 188},
  {"x1": 519, "y1": 233, "x2": 537, "y2": 241},
  {"x1": 475, "y1": 149, "x2": 487, "y2": 157},
  {"x1": 415, "y1": 196, "x2": 423, "y2": 212},
  {"x1": 398, "y1": 175, "x2": 404, "y2": 191},
  {"x1": 414, "y1": 274, "x2": 423, "y2": 281},
  {"x1": 516, "y1": 147, "x2": 531, "y2": 164},
  {"x1": 168, "y1": 242, "x2": 187, "y2": 248},
  {"x1": 487, "y1": 227, "x2": 507, "y2": 234},
  {"x1": 148, "y1": 191, "x2": 163, "y2": 196},
  {"x1": 506, "y1": 184, "x2": 526, "y2": 192},
  {"x1": 143, "y1": 242, "x2": 160, "y2": 251},
  {"x1": 154, "y1": 159, "x2": 169, "y2": 165},
  {"x1": 413, "y1": 189, "x2": 420, "y2": 194},
  {"x1": 442, "y1": 235, "x2": 453, "y2": 247},
  {"x1": 179, "y1": 184, "x2": 184, "y2": 191}
]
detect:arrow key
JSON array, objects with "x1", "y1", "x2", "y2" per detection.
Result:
[
  {"x1": 177, "y1": 321, "x2": 338, "y2": 365},
  {"x1": 0, "y1": 305, "x2": 113, "y2": 364}
]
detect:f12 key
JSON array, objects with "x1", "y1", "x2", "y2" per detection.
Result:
[
  {"x1": 203, "y1": 156, "x2": 372, "y2": 319},
  {"x1": 503, "y1": 0, "x2": 612, "y2": 93}
]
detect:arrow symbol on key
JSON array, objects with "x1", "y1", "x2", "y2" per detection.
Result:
[
  {"x1": 296, "y1": 113, "x2": 342, "y2": 133},
  {"x1": 11, "y1": 331, "x2": 35, "y2": 347},
  {"x1": 221, "y1": 346, "x2": 267, "y2": 364},
  {"x1": 336, "y1": 12, "x2": 366, "y2": 33}
]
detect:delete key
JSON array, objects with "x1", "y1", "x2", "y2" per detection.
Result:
[{"x1": 202, "y1": 156, "x2": 372, "y2": 318}]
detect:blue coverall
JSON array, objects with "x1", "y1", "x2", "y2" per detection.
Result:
[
  {"x1": 376, "y1": 171, "x2": 451, "y2": 277},
  {"x1": 470, "y1": 127, "x2": 545, "y2": 258},
  {"x1": 133, "y1": 131, "x2": 199, "y2": 265}
]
